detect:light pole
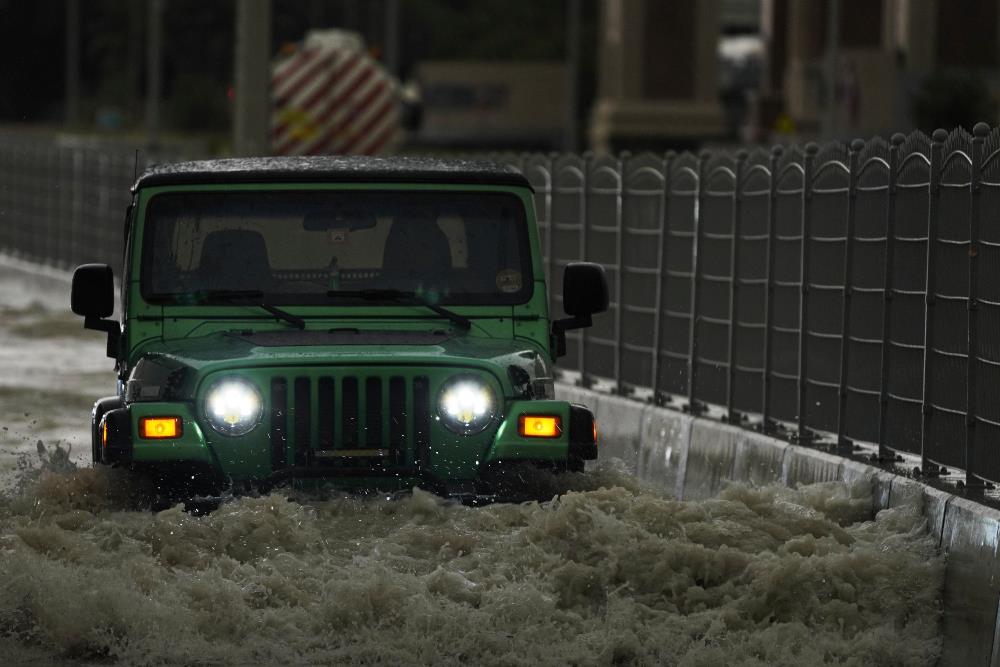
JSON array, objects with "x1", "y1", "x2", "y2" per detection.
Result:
[
  {"x1": 146, "y1": 0, "x2": 164, "y2": 149},
  {"x1": 233, "y1": 0, "x2": 273, "y2": 156},
  {"x1": 384, "y1": 0, "x2": 400, "y2": 77},
  {"x1": 65, "y1": 0, "x2": 80, "y2": 127},
  {"x1": 564, "y1": 0, "x2": 581, "y2": 152},
  {"x1": 822, "y1": 0, "x2": 840, "y2": 139}
]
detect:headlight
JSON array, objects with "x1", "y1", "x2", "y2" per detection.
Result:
[
  {"x1": 204, "y1": 377, "x2": 263, "y2": 436},
  {"x1": 437, "y1": 375, "x2": 497, "y2": 435}
]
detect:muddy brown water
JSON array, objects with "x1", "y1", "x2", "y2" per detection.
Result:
[{"x1": 0, "y1": 261, "x2": 944, "y2": 666}]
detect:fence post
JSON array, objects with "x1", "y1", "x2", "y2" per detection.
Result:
[
  {"x1": 0, "y1": 146, "x2": 6, "y2": 254},
  {"x1": 726, "y1": 150, "x2": 747, "y2": 424},
  {"x1": 577, "y1": 151, "x2": 593, "y2": 388},
  {"x1": 14, "y1": 143, "x2": 25, "y2": 260},
  {"x1": 51, "y1": 146, "x2": 63, "y2": 264},
  {"x1": 796, "y1": 143, "x2": 818, "y2": 442},
  {"x1": 545, "y1": 153, "x2": 556, "y2": 293},
  {"x1": 651, "y1": 151, "x2": 675, "y2": 405},
  {"x1": 614, "y1": 152, "x2": 630, "y2": 394},
  {"x1": 876, "y1": 133, "x2": 904, "y2": 462},
  {"x1": 761, "y1": 145, "x2": 782, "y2": 433},
  {"x1": 685, "y1": 151, "x2": 709, "y2": 415},
  {"x1": 71, "y1": 147, "x2": 84, "y2": 268},
  {"x1": 835, "y1": 139, "x2": 863, "y2": 455},
  {"x1": 544, "y1": 153, "x2": 563, "y2": 378},
  {"x1": 966, "y1": 122, "x2": 987, "y2": 486},
  {"x1": 920, "y1": 129, "x2": 946, "y2": 475},
  {"x1": 54, "y1": 148, "x2": 64, "y2": 264}
]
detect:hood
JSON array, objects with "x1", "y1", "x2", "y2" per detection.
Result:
[{"x1": 125, "y1": 329, "x2": 552, "y2": 402}]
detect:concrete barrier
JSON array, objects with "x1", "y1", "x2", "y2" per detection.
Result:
[{"x1": 559, "y1": 383, "x2": 1000, "y2": 667}]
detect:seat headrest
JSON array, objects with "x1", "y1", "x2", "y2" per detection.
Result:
[{"x1": 198, "y1": 229, "x2": 273, "y2": 290}]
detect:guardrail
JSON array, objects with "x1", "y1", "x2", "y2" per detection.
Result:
[{"x1": 0, "y1": 126, "x2": 997, "y2": 488}]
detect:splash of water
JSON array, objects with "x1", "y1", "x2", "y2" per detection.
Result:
[{"x1": 0, "y1": 450, "x2": 942, "y2": 666}]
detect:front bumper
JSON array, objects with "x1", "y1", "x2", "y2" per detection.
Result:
[{"x1": 99, "y1": 398, "x2": 597, "y2": 489}]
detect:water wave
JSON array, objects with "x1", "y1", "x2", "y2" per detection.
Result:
[{"x1": 0, "y1": 448, "x2": 942, "y2": 666}]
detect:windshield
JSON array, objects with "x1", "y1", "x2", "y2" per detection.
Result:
[{"x1": 141, "y1": 190, "x2": 533, "y2": 306}]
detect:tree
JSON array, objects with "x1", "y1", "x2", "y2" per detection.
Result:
[{"x1": 910, "y1": 70, "x2": 999, "y2": 132}]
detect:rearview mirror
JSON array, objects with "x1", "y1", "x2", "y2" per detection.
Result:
[
  {"x1": 71, "y1": 264, "x2": 119, "y2": 358},
  {"x1": 303, "y1": 208, "x2": 377, "y2": 231},
  {"x1": 551, "y1": 262, "x2": 609, "y2": 357}
]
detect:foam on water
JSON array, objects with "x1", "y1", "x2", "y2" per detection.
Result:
[{"x1": 0, "y1": 451, "x2": 943, "y2": 667}]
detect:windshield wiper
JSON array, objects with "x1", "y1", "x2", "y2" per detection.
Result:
[
  {"x1": 326, "y1": 288, "x2": 472, "y2": 331},
  {"x1": 199, "y1": 290, "x2": 305, "y2": 330}
]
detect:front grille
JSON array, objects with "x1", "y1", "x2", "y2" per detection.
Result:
[{"x1": 269, "y1": 372, "x2": 432, "y2": 471}]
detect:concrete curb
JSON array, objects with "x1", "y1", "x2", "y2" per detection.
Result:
[{"x1": 558, "y1": 382, "x2": 1000, "y2": 667}]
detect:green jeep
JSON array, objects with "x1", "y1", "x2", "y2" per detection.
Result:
[{"x1": 70, "y1": 157, "x2": 608, "y2": 500}]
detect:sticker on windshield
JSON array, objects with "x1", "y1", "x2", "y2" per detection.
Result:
[{"x1": 496, "y1": 269, "x2": 522, "y2": 293}]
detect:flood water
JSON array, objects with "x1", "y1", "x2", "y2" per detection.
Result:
[{"x1": 0, "y1": 260, "x2": 943, "y2": 666}]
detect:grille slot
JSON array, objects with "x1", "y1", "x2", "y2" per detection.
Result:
[
  {"x1": 389, "y1": 376, "x2": 406, "y2": 465},
  {"x1": 366, "y1": 377, "x2": 383, "y2": 447},
  {"x1": 342, "y1": 377, "x2": 359, "y2": 448},
  {"x1": 294, "y1": 377, "x2": 311, "y2": 465},
  {"x1": 317, "y1": 377, "x2": 335, "y2": 449},
  {"x1": 270, "y1": 377, "x2": 288, "y2": 469},
  {"x1": 413, "y1": 375, "x2": 430, "y2": 469}
]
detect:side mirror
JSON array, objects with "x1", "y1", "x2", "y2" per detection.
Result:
[
  {"x1": 551, "y1": 262, "x2": 609, "y2": 357},
  {"x1": 72, "y1": 264, "x2": 115, "y2": 318},
  {"x1": 72, "y1": 264, "x2": 120, "y2": 358},
  {"x1": 563, "y1": 262, "x2": 609, "y2": 317}
]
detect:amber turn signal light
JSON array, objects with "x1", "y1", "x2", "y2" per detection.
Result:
[
  {"x1": 139, "y1": 416, "x2": 182, "y2": 439},
  {"x1": 518, "y1": 415, "x2": 562, "y2": 438}
]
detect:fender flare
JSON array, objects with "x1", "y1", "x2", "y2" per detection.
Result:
[
  {"x1": 91, "y1": 396, "x2": 123, "y2": 465},
  {"x1": 568, "y1": 403, "x2": 597, "y2": 461}
]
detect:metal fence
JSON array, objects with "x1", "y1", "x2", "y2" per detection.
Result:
[
  {"x1": 495, "y1": 123, "x2": 1000, "y2": 488},
  {"x1": 0, "y1": 133, "x2": 169, "y2": 273},
  {"x1": 1, "y1": 127, "x2": 999, "y2": 487}
]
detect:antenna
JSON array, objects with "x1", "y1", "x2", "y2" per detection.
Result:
[{"x1": 133, "y1": 148, "x2": 140, "y2": 181}]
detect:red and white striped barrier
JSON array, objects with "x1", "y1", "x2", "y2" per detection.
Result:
[{"x1": 270, "y1": 31, "x2": 400, "y2": 156}]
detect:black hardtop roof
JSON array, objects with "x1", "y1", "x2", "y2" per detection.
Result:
[{"x1": 133, "y1": 155, "x2": 532, "y2": 191}]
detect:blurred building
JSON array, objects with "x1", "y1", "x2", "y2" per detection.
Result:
[
  {"x1": 589, "y1": 0, "x2": 729, "y2": 151},
  {"x1": 764, "y1": 0, "x2": 1000, "y2": 137},
  {"x1": 414, "y1": 62, "x2": 567, "y2": 149},
  {"x1": 589, "y1": 0, "x2": 1000, "y2": 150},
  {"x1": 589, "y1": 0, "x2": 765, "y2": 150}
]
